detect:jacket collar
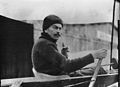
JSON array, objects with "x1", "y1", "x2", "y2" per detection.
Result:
[{"x1": 40, "y1": 32, "x2": 57, "y2": 43}]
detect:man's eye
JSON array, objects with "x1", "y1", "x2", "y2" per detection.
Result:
[
  {"x1": 53, "y1": 26, "x2": 61, "y2": 30},
  {"x1": 54, "y1": 26, "x2": 58, "y2": 29}
]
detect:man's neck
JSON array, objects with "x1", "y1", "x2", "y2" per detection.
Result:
[{"x1": 40, "y1": 32, "x2": 57, "y2": 43}]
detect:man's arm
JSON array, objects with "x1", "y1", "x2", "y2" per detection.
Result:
[{"x1": 45, "y1": 44, "x2": 94, "y2": 73}]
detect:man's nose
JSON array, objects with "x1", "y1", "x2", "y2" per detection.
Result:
[{"x1": 56, "y1": 30, "x2": 62, "y2": 35}]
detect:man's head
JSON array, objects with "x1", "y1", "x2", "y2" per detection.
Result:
[{"x1": 42, "y1": 15, "x2": 63, "y2": 40}]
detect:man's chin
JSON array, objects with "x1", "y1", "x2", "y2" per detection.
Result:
[
  {"x1": 54, "y1": 38, "x2": 59, "y2": 40},
  {"x1": 54, "y1": 37, "x2": 60, "y2": 40}
]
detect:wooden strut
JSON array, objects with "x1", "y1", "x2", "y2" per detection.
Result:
[
  {"x1": 64, "y1": 80, "x2": 91, "y2": 87},
  {"x1": 88, "y1": 58, "x2": 103, "y2": 87}
]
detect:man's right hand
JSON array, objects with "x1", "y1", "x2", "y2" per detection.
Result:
[{"x1": 92, "y1": 49, "x2": 107, "y2": 60}]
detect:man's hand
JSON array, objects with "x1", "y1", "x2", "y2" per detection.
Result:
[
  {"x1": 61, "y1": 47, "x2": 69, "y2": 59},
  {"x1": 92, "y1": 49, "x2": 107, "y2": 60}
]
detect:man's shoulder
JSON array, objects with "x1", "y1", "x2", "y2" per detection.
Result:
[
  {"x1": 35, "y1": 38, "x2": 48, "y2": 44},
  {"x1": 36, "y1": 38, "x2": 54, "y2": 45},
  {"x1": 33, "y1": 38, "x2": 49, "y2": 49}
]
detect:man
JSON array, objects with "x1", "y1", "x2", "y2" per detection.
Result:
[{"x1": 31, "y1": 14, "x2": 107, "y2": 77}]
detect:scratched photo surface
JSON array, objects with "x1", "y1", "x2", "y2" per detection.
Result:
[{"x1": 0, "y1": 0, "x2": 119, "y2": 87}]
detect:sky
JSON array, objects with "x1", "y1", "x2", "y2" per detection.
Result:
[{"x1": 0, "y1": 0, "x2": 119, "y2": 26}]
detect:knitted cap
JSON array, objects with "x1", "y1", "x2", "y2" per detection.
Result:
[{"x1": 42, "y1": 15, "x2": 63, "y2": 31}]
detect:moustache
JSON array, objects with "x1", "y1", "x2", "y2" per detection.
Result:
[{"x1": 54, "y1": 33, "x2": 61, "y2": 37}]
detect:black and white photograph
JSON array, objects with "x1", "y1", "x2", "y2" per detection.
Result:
[{"x1": 0, "y1": 0, "x2": 119, "y2": 87}]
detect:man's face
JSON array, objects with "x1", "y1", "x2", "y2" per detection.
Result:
[{"x1": 45, "y1": 23, "x2": 63, "y2": 40}]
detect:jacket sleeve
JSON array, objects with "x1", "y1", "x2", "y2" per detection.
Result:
[
  {"x1": 62, "y1": 54, "x2": 94, "y2": 73},
  {"x1": 45, "y1": 44, "x2": 94, "y2": 73}
]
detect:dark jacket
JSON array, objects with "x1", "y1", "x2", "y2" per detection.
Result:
[{"x1": 31, "y1": 32, "x2": 94, "y2": 76}]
